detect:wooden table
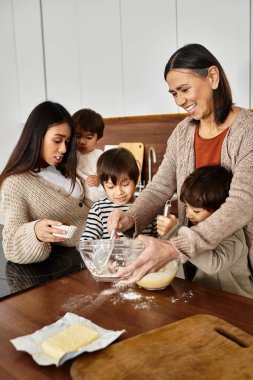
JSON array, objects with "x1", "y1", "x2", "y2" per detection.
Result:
[{"x1": 0, "y1": 262, "x2": 253, "y2": 380}]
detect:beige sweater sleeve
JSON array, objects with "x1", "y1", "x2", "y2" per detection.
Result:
[
  {"x1": 1, "y1": 172, "x2": 89, "y2": 264},
  {"x1": 1, "y1": 179, "x2": 51, "y2": 263}
]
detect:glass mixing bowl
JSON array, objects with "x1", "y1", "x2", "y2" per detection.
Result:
[{"x1": 76, "y1": 239, "x2": 145, "y2": 282}]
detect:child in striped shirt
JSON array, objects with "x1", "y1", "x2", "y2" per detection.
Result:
[{"x1": 80, "y1": 147, "x2": 157, "y2": 240}]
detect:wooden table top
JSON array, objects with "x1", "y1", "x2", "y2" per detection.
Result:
[{"x1": 0, "y1": 262, "x2": 253, "y2": 380}]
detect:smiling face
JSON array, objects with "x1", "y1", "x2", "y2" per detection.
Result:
[
  {"x1": 166, "y1": 68, "x2": 218, "y2": 122},
  {"x1": 185, "y1": 202, "x2": 212, "y2": 225},
  {"x1": 41, "y1": 122, "x2": 71, "y2": 167},
  {"x1": 76, "y1": 130, "x2": 98, "y2": 154},
  {"x1": 103, "y1": 176, "x2": 136, "y2": 205}
]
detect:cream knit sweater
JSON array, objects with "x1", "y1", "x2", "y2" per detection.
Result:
[
  {"x1": 1, "y1": 172, "x2": 89, "y2": 263},
  {"x1": 127, "y1": 108, "x2": 253, "y2": 272}
]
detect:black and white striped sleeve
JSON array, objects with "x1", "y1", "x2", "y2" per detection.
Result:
[{"x1": 80, "y1": 204, "x2": 103, "y2": 240}]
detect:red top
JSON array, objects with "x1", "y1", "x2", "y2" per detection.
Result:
[{"x1": 194, "y1": 125, "x2": 229, "y2": 168}]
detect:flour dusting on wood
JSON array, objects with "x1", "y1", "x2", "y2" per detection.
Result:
[{"x1": 61, "y1": 285, "x2": 197, "y2": 313}]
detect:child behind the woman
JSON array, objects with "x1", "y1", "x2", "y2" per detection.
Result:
[
  {"x1": 157, "y1": 165, "x2": 253, "y2": 298},
  {"x1": 80, "y1": 147, "x2": 157, "y2": 240},
  {"x1": 73, "y1": 108, "x2": 106, "y2": 206}
]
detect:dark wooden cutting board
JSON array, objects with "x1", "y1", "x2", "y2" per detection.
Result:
[{"x1": 70, "y1": 314, "x2": 253, "y2": 380}]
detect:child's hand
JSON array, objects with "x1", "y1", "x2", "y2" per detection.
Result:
[
  {"x1": 157, "y1": 214, "x2": 177, "y2": 237},
  {"x1": 86, "y1": 175, "x2": 100, "y2": 187}
]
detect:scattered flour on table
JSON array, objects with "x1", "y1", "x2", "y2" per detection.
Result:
[
  {"x1": 167, "y1": 289, "x2": 197, "y2": 304},
  {"x1": 96, "y1": 286, "x2": 198, "y2": 309},
  {"x1": 60, "y1": 286, "x2": 198, "y2": 313},
  {"x1": 109, "y1": 285, "x2": 156, "y2": 310},
  {"x1": 81, "y1": 285, "x2": 157, "y2": 310},
  {"x1": 61, "y1": 295, "x2": 93, "y2": 312}
]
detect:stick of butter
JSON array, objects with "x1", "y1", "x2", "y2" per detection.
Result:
[{"x1": 41, "y1": 323, "x2": 100, "y2": 361}]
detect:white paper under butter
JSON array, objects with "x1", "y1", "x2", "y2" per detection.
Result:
[{"x1": 10, "y1": 312, "x2": 125, "y2": 366}]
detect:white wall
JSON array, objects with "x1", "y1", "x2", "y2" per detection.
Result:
[
  {"x1": 120, "y1": 0, "x2": 178, "y2": 115},
  {"x1": 0, "y1": 0, "x2": 252, "y2": 172},
  {"x1": 251, "y1": 0, "x2": 253, "y2": 108},
  {"x1": 177, "y1": 0, "x2": 250, "y2": 109},
  {"x1": 42, "y1": 0, "x2": 81, "y2": 112},
  {"x1": 13, "y1": 0, "x2": 46, "y2": 122},
  {"x1": 76, "y1": 0, "x2": 124, "y2": 116},
  {"x1": 0, "y1": 1, "x2": 21, "y2": 171}
]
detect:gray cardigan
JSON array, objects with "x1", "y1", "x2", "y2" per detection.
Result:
[
  {"x1": 168, "y1": 222, "x2": 253, "y2": 298},
  {"x1": 127, "y1": 108, "x2": 253, "y2": 272},
  {"x1": 190, "y1": 228, "x2": 253, "y2": 298}
]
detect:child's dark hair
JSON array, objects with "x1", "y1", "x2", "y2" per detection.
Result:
[
  {"x1": 72, "y1": 108, "x2": 104, "y2": 139},
  {"x1": 97, "y1": 147, "x2": 139, "y2": 186},
  {"x1": 180, "y1": 165, "x2": 232, "y2": 212}
]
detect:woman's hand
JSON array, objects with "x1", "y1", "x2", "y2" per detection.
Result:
[
  {"x1": 86, "y1": 175, "x2": 100, "y2": 187},
  {"x1": 34, "y1": 220, "x2": 67, "y2": 243},
  {"x1": 157, "y1": 214, "x2": 177, "y2": 237},
  {"x1": 107, "y1": 209, "x2": 135, "y2": 238},
  {"x1": 118, "y1": 235, "x2": 179, "y2": 284}
]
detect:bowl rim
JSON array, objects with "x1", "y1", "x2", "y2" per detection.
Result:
[{"x1": 77, "y1": 238, "x2": 146, "y2": 250}]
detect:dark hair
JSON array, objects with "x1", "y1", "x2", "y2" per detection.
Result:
[
  {"x1": 180, "y1": 165, "x2": 232, "y2": 212},
  {"x1": 164, "y1": 44, "x2": 233, "y2": 125},
  {"x1": 72, "y1": 108, "x2": 104, "y2": 140},
  {"x1": 0, "y1": 101, "x2": 77, "y2": 188},
  {"x1": 97, "y1": 147, "x2": 139, "y2": 186}
]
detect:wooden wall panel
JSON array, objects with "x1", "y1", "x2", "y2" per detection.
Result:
[{"x1": 97, "y1": 114, "x2": 186, "y2": 185}]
